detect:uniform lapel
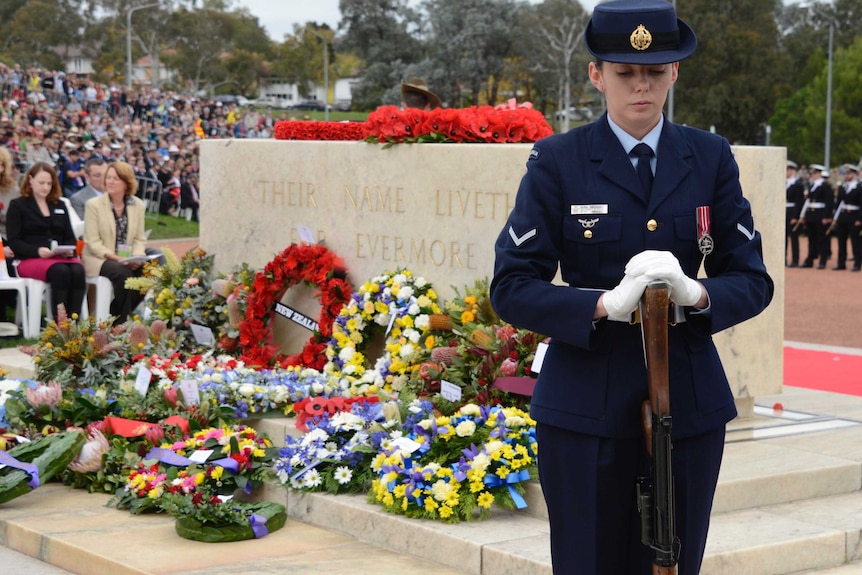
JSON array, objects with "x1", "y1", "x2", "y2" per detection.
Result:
[
  {"x1": 650, "y1": 121, "x2": 692, "y2": 212},
  {"x1": 591, "y1": 115, "x2": 646, "y2": 204}
]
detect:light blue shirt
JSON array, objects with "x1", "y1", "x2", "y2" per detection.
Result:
[{"x1": 606, "y1": 114, "x2": 662, "y2": 176}]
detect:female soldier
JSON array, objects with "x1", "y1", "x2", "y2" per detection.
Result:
[{"x1": 490, "y1": 1, "x2": 773, "y2": 573}]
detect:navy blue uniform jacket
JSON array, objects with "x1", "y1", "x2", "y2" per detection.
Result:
[{"x1": 491, "y1": 114, "x2": 774, "y2": 440}]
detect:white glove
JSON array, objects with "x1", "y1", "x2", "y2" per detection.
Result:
[
  {"x1": 631, "y1": 250, "x2": 704, "y2": 307},
  {"x1": 602, "y1": 273, "x2": 651, "y2": 321}
]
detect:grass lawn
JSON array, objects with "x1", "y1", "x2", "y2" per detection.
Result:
[{"x1": 144, "y1": 213, "x2": 200, "y2": 240}]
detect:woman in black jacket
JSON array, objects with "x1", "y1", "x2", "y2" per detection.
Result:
[{"x1": 7, "y1": 162, "x2": 85, "y2": 321}]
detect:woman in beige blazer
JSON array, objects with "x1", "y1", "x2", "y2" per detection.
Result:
[{"x1": 82, "y1": 161, "x2": 147, "y2": 324}]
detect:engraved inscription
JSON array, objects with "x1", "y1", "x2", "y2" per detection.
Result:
[
  {"x1": 355, "y1": 233, "x2": 477, "y2": 269},
  {"x1": 344, "y1": 185, "x2": 406, "y2": 213},
  {"x1": 434, "y1": 189, "x2": 513, "y2": 220},
  {"x1": 257, "y1": 181, "x2": 317, "y2": 207}
]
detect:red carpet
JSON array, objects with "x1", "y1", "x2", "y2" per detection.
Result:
[{"x1": 784, "y1": 346, "x2": 862, "y2": 396}]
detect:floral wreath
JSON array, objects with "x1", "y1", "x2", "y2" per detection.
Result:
[
  {"x1": 323, "y1": 269, "x2": 441, "y2": 396},
  {"x1": 239, "y1": 243, "x2": 352, "y2": 371}
]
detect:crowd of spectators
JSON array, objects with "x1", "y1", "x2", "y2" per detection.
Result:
[{"x1": 0, "y1": 63, "x2": 287, "y2": 221}]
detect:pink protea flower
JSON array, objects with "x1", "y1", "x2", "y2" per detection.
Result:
[
  {"x1": 163, "y1": 387, "x2": 178, "y2": 408},
  {"x1": 26, "y1": 381, "x2": 63, "y2": 409},
  {"x1": 145, "y1": 425, "x2": 165, "y2": 446},
  {"x1": 430, "y1": 346, "x2": 459, "y2": 366},
  {"x1": 228, "y1": 298, "x2": 243, "y2": 329},
  {"x1": 184, "y1": 277, "x2": 200, "y2": 287},
  {"x1": 92, "y1": 330, "x2": 108, "y2": 353},
  {"x1": 150, "y1": 320, "x2": 166, "y2": 338},
  {"x1": 498, "y1": 357, "x2": 520, "y2": 377},
  {"x1": 129, "y1": 324, "x2": 149, "y2": 348},
  {"x1": 68, "y1": 430, "x2": 110, "y2": 473}
]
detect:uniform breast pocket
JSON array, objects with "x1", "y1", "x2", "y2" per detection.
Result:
[
  {"x1": 563, "y1": 215, "x2": 623, "y2": 272},
  {"x1": 673, "y1": 214, "x2": 701, "y2": 267}
]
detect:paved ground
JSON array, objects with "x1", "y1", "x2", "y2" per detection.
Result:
[{"x1": 784, "y1": 236, "x2": 862, "y2": 349}]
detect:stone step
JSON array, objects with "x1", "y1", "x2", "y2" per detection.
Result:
[{"x1": 286, "y1": 484, "x2": 862, "y2": 575}]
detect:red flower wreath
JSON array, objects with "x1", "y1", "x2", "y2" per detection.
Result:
[{"x1": 239, "y1": 243, "x2": 352, "y2": 370}]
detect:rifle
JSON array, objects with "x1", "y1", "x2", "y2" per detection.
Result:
[
  {"x1": 826, "y1": 201, "x2": 844, "y2": 235},
  {"x1": 637, "y1": 282, "x2": 680, "y2": 574},
  {"x1": 793, "y1": 198, "x2": 810, "y2": 232}
]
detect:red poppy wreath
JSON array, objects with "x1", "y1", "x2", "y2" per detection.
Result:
[{"x1": 239, "y1": 243, "x2": 351, "y2": 370}]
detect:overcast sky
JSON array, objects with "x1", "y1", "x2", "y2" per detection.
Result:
[{"x1": 235, "y1": 0, "x2": 602, "y2": 41}]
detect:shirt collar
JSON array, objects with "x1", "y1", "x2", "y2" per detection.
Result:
[{"x1": 607, "y1": 114, "x2": 663, "y2": 157}]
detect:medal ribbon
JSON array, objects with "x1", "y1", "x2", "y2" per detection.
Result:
[{"x1": 696, "y1": 206, "x2": 710, "y2": 240}]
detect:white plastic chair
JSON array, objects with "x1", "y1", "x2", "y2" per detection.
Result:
[
  {"x1": 86, "y1": 276, "x2": 113, "y2": 322},
  {"x1": 0, "y1": 276, "x2": 30, "y2": 338},
  {"x1": 26, "y1": 278, "x2": 90, "y2": 336},
  {"x1": 59, "y1": 197, "x2": 84, "y2": 239}
]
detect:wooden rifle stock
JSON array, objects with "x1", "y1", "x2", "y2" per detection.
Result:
[{"x1": 637, "y1": 282, "x2": 680, "y2": 575}]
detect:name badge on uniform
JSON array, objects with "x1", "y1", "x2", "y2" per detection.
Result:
[
  {"x1": 54, "y1": 209, "x2": 65, "y2": 214},
  {"x1": 571, "y1": 204, "x2": 608, "y2": 215},
  {"x1": 696, "y1": 206, "x2": 713, "y2": 255}
]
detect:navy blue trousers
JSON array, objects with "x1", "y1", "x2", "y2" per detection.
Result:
[{"x1": 536, "y1": 423, "x2": 725, "y2": 575}]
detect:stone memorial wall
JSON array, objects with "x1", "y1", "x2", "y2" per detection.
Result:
[{"x1": 200, "y1": 139, "x2": 786, "y2": 415}]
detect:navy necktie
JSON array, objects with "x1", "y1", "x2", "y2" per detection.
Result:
[{"x1": 632, "y1": 143, "x2": 654, "y2": 196}]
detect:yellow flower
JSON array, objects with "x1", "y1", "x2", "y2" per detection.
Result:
[
  {"x1": 461, "y1": 310, "x2": 475, "y2": 324},
  {"x1": 478, "y1": 491, "x2": 495, "y2": 509},
  {"x1": 71, "y1": 313, "x2": 79, "y2": 320},
  {"x1": 439, "y1": 505, "x2": 453, "y2": 519},
  {"x1": 175, "y1": 309, "x2": 183, "y2": 315},
  {"x1": 211, "y1": 467, "x2": 224, "y2": 480},
  {"x1": 425, "y1": 335, "x2": 435, "y2": 349},
  {"x1": 464, "y1": 296, "x2": 478, "y2": 305},
  {"x1": 45, "y1": 342, "x2": 53, "y2": 349}
]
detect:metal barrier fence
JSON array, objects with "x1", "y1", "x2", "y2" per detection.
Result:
[{"x1": 136, "y1": 175, "x2": 163, "y2": 220}]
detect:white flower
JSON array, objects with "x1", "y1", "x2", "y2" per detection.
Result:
[
  {"x1": 414, "y1": 314, "x2": 430, "y2": 329},
  {"x1": 431, "y1": 479, "x2": 454, "y2": 502},
  {"x1": 399, "y1": 286, "x2": 414, "y2": 301},
  {"x1": 455, "y1": 420, "x2": 476, "y2": 437},
  {"x1": 343, "y1": 364, "x2": 357, "y2": 375},
  {"x1": 289, "y1": 476, "x2": 304, "y2": 489},
  {"x1": 459, "y1": 404, "x2": 481, "y2": 417},
  {"x1": 334, "y1": 466, "x2": 353, "y2": 485},
  {"x1": 403, "y1": 328, "x2": 420, "y2": 343},
  {"x1": 375, "y1": 312, "x2": 391, "y2": 326},
  {"x1": 407, "y1": 302, "x2": 420, "y2": 316},
  {"x1": 339, "y1": 347, "x2": 356, "y2": 363},
  {"x1": 399, "y1": 343, "x2": 415, "y2": 358},
  {"x1": 238, "y1": 383, "x2": 256, "y2": 397},
  {"x1": 470, "y1": 453, "x2": 492, "y2": 472},
  {"x1": 505, "y1": 415, "x2": 527, "y2": 428},
  {"x1": 311, "y1": 381, "x2": 324, "y2": 395},
  {"x1": 414, "y1": 277, "x2": 427, "y2": 288},
  {"x1": 418, "y1": 418, "x2": 433, "y2": 430},
  {"x1": 303, "y1": 469, "x2": 322, "y2": 488},
  {"x1": 306, "y1": 428, "x2": 330, "y2": 442},
  {"x1": 393, "y1": 274, "x2": 407, "y2": 285}
]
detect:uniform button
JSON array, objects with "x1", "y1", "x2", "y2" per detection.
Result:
[
  {"x1": 584, "y1": 230, "x2": 593, "y2": 239},
  {"x1": 647, "y1": 219, "x2": 658, "y2": 232}
]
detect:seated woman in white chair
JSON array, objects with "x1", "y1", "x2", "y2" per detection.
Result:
[
  {"x1": 7, "y1": 162, "x2": 85, "y2": 321},
  {"x1": 82, "y1": 161, "x2": 147, "y2": 325}
]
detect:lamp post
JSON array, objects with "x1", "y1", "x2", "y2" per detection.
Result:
[
  {"x1": 667, "y1": 0, "x2": 676, "y2": 123},
  {"x1": 126, "y1": 2, "x2": 160, "y2": 90},
  {"x1": 825, "y1": 19, "x2": 834, "y2": 169},
  {"x1": 309, "y1": 29, "x2": 330, "y2": 121}
]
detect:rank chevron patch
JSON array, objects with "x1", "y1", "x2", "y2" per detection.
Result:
[{"x1": 509, "y1": 226, "x2": 537, "y2": 246}]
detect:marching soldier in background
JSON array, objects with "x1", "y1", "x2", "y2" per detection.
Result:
[
  {"x1": 832, "y1": 163, "x2": 862, "y2": 271},
  {"x1": 786, "y1": 161, "x2": 805, "y2": 267},
  {"x1": 800, "y1": 164, "x2": 834, "y2": 269}
]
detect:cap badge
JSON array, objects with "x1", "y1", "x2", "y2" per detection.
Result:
[{"x1": 630, "y1": 24, "x2": 653, "y2": 51}]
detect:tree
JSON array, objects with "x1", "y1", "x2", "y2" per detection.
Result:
[
  {"x1": 1, "y1": 0, "x2": 88, "y2": 69},
  {"x1": 423, "y1": 0, "x2": 521, "y2": 107},
  {"x1": 528, "y1": 0, "x2": 590, "y2": 130},
  {"x1": 160, "y1": 4, "x2": 273, "y2": 95},
  {"x1": 673, "y1": 0, "x2": 789, "y2": 144},
  {"x1": 771, "y1": 36, "x2": 862, "y2": 166},
  {"x1": 338, "y1": 0, "x2": 426, "y2": 109}
]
